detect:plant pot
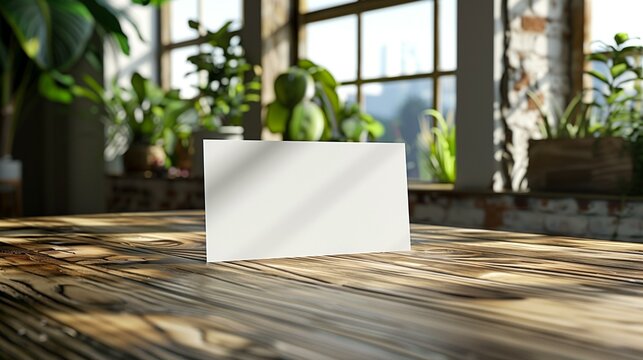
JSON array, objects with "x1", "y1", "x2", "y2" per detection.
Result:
[
  {"x1": 190, "y1": 126, "x2": 244, "y2": 177},
  {"x1": 0, "y1": 156, "x2": 22, "y2": 217},
  {"x1": 122, "y1": 143, "x2": 166, "y2": 174},
  {"x1": 527, "y1": 137, "x2": 633, "y2": 194}
]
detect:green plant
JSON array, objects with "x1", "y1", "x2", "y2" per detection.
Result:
[
  {"x1": 530, "y1": 32, "x2": 642, "y2": 140},
  {"x1": 417, "y1": 109, "x2": 455, "y2": 183},
  {"x1": 186, "y1": 20, "x2": 261, "y2": 130},
  {"x1": 528, "y1": 91, "x2": 599, "y2": 139},
  {"x1": 587, "y1": 32, "x2": 643, "y2": 136},
  {"x1": 266, "y1": 59, "x2": 384, "y2": 142},
  {"x1": 81, "y1": 72, "x2": 196, "y2": 166},
  {"x1": 0, "y1": 0, "x2": 161, "y2": 158}
]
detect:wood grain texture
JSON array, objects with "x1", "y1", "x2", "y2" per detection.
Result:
[{"x1": 0, "y1": 211, "x2": 642, "y2": 359}]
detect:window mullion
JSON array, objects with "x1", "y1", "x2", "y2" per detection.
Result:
[
  {"x1": 433, "y1": 0, "x2": 440, "y2": 110},
  {"x1": 357, "y1": 12, "x2": 363, "y2": 108}
]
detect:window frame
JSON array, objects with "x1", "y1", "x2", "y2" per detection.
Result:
[
  {"x1": 158, "y1": 0, "x2": 243, "y2": 90},
  {"x1": 295, "y1": 0, "x2": 456, "y2": 112}
]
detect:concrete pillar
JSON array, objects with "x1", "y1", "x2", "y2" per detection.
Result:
[{"x1": 455, "y1": 0, "x2": 499, "y2": 190}]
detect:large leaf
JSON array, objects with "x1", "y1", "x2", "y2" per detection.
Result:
[
  {"x1": 265, "y1": 101, "x2": 290, "y2": 133},
  {"x1": 0, "y1": 0, "x2": 94, "y2": 70},
  {"x1": 78, "y1": 0, "x2": 134, "y2": 55}
]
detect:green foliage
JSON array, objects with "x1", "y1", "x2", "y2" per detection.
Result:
[
  {"x1": 528, "y1": 92, "x2": 598, "y2": 139},
  {"x1": 265, "y1": 59, "x2": 384, "y2": 142},
  {"x1": 417, "y1": 109, "x2": 456, "y2": 183},
  {"x1": 588, "y1": 32, "x2": 643, "y2": 138},
  {"x1": 0, "y1": 0, "x2": 159, "y2": 156},
  {"x1": 186, "y1": 21, "x2": 261, "y2": 130},
  {"x1": 80, "y1": 73, "x2": 197, "y2": 166},
  {"x1": 531, "y1": 32, "x2": 642, "y2": 140}
]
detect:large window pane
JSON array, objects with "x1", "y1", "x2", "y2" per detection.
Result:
[
  {"x1": 439, "y1": 0, "x2": 457, "y2": 71},
  {"x1": 202, "y1": 0, "x2": 243, "y2": 31},
  {"x1": 302, "y1": 0, "x2": 355, "y2": 13},
  {"x1": 363, "y1": 79, "x2": 433, "y2": 178},
  {"x1": 170, "y1": 46, "x2": 200, "y2": 99},
  {"x1": 362, "y1": 1, "x2": 434, "y2": 79},
  {"x1": 302, "y1": 16, "x2": 357, "y2": 82},
  {"x1": 439, "y1": 75, "x2": 456, "y2": 117},
  {"x1": 590, "y1": 0, "x2": 643, "y2": 51},
  {"x1": 170, "y1": 0, "x2": 198, "y2": 43}
]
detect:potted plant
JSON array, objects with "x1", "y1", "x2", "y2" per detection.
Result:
[
  {"x1": 184, "y1": 20, "x2": 261, "y2": 177},
  {"x1": 265, "y1": 59, "x2": 384, "y2": 142},
  {"x1": 527, "y1": 32, "x2": 642, "y2": 194},
  {"x1": 0, "y1": 0, "x2": 159, "y2": 213},
  {"x1": 81, "y1": 72, "x2": 196, "y2": 174}
]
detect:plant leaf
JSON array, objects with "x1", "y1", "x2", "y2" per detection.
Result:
[
  {"x1": 131, "y1": 72, "x2": 147, "y2": 101},
  {"x1": 614, "y1": 32, "x2": 629, "y2": 46},
  {"x1": 610, "y1": 63, "x2": 629, "y2": 79},
  {"x1": 0, "y1": 0, "x2": 94, "y2": 70},
  {"x1": 38, "y1": 71, "x2": 74, "y2": 103},
  {"x1": 77, "y1": 0, "x2": 132, "y2": 54},
  {"x1": 585, "y1": 69, "x2": 610, "y2": 85},
  {"x1": 265, "y1": 101, "x2": 289, "y2": 133},
  {"x1": 586, "y1": 53, "x2": 609, "y2": 63}
]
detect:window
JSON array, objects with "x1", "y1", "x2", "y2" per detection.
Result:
[
  {"x1": 160, "y1": 0, "x2": 243, "y2": 97},
  {"x1": 299, "y1": 0, "x2": 457, "y2": 179}
]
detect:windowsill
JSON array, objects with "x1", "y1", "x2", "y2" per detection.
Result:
[{"x1": 407, "y1": 180, "x2": 643, "y2": 202}]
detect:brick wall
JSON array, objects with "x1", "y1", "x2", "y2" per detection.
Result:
[
  {"x1": 502, "y1": 0, "x2": 572, "y2": 189},
  {"x1": 410, "y1": 190, "x2": 643, "y2": 242}
]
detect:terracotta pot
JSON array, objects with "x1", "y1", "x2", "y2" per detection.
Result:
[{"x1": 122, "y1": 144, "x2": 166, "y2": 173}]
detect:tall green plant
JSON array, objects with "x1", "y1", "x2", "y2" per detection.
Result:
[
  {"x1": 0, "y1": 0, "x2": 160, "y2": 158},
  {"x1": 417, "y1": 109, "x2": 456, "y2": 183},
  {"x1": 186, "y1": 20, "x2": 261, "y2": 130}
]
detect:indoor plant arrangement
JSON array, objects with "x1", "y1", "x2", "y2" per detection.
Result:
[
  {"x1": 417, "y1": 109, "x2": 456, "y2": 183},
  {"x1": 81, "y1": 72, "x2": 196, "y2": 174},
  {"x1": 265, "y1": 59, "x2": 384, "y2": 142},
  {"x1": 527, "y1": 32, "x2": 642, "y2": 194},
  {"x1": 184, "y1": 20, "x2": 261, "y2": 176},
  {"x1": 0, "y1": 0, "x2": 159, "y2": 207}
]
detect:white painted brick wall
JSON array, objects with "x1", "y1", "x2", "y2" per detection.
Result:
[{"x1": 504, "y1": 0, "x2": 571, "y2": 190}]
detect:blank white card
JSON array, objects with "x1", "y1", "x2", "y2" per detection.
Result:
[{"x1": 204, "y1": 140, "x2": 410, "y2": 262}]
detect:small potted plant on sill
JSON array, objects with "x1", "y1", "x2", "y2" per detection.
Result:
[
  {"x1": 81, "y1": 72, "x2": 196, "y2": 175},
  {"x1": 526, "y1": 32, "x2": 642, "y2": 194},
  {"x1": 265, "y1": 59, "x2": 384, "y2": 142},
  {"x1": 184, "y1": 20, "x2": 261, "y2": 177}
]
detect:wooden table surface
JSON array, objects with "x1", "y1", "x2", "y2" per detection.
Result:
[{"x1": 0, "y1": 211, "x2": 642, "y2": 359}]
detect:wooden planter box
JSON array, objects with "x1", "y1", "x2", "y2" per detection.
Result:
[{"x1": 527, "y1": 137, "x2": 633, "y2": 194}]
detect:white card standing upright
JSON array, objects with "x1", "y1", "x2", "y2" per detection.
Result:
[{"x1": 203, "y1": 140, "x2": 410, "y2": 262}]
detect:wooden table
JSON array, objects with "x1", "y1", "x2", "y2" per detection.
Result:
[{"x1": 0, "y1": 211, "x2": 642, "y2": 359}]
